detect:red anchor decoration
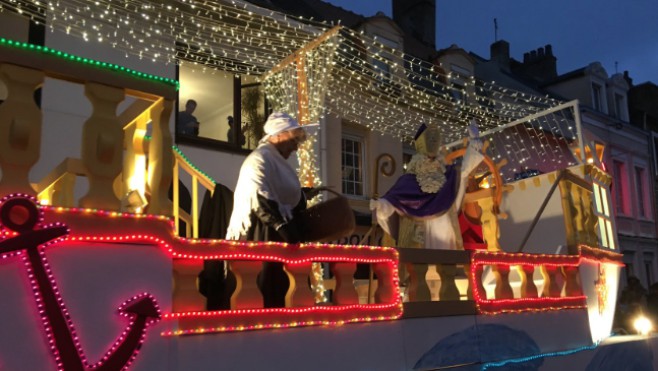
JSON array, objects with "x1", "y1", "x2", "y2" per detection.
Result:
[{"x1": 0, "y1": 194, "x2": 161, "y2": 371}]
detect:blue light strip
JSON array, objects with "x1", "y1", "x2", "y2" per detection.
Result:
[{"x1": 481, "y1": 341, "x2": 601, "y2": 370}]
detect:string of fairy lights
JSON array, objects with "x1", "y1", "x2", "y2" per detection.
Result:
[
  {"x1": 2, "y1": 0, "x2": 564, "y2": 136},
  {"x1": 0, "y1": 0, "x2": 579, "y2": 179}
]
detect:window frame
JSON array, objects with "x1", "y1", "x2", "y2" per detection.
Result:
[
  {"x1": 635, "y1": 166, "x2": 647, "y2": 218},
  {"x1": 592, "y1": 180, "x2": 618, "y2": 250},
  {"x1": 592, "y1": 82, "x2": 604, "y2": 112},
  {"x1": 340, "y1": 133, "x2": 367, "y2": 198},
  {"x1": 174, "y1": 66, "x2": 262, "y2": 154},
  {"x1": 612, "y1": 159, "x2": 630, "y2": 216},
  {"x1": 614, "y1": 92, "x2": 626, "y2": 121}
]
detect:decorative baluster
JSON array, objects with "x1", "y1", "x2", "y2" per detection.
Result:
[
  {"x1": 541, "y1": 265, "x2": 562, "y2": 297},
  {"x1": 121, "y1": 111, "x2": 148, "y2": 212},
  {"x1": 50, "y1": 173, "x2": 77, "y2": 208},
  {"x1": 562, "y1": 266, "x2": 582, "y2": 296},
  {"x1": 147, "y1": 98, "x2": 174, "y2": 216},
  {"x1": 465, "y1": 263, "x2": 481, "y2": 300},
  {"x1": 80, "y1": 82, "x2": 125, "y2": 210},
  {"x1": 559, "y1": 180, "x2": 578, "y2": 252},
  {"x1": 0, "y1": 64, "x2": 44, "y2": 196},
  {"x1": 492, "y1": 265, "x2": 514, "y2": 299},
  {"x1": 373, "y1": 262, "x2": 395, "y2": 304},
  {"x1": 406, "y1": 263, "x2": 431, "y2": 302},
  {"x1": 436, "y1": 264, "x2": 460, "y2": 301},
  {"x1": 330, "y1": 263, "x2": 358, "y2": 305},
  {"x1": 230, "y1": 261, "x2": 264, "y2": 309},
  {"x1": 574, "y1": 187, "x2": 583, "y2": 245},
  {"x1": 518, "y1": 265, "x2": 538, "y2": 298},
  {"x1": 172, "y1": 260, "x2": 206, "y2": 312},
  {"x1": 284, "y1": 262, "x2": 315, "y2": 307},
  {"x1": 581, "y1": 189, "x2": 598, "y2": 247},
  {"x1": 478, "y1": 196, "x2": 501, "y2": 251}
]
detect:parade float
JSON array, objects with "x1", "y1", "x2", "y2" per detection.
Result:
[{"x1": 0, "y1": 1, "x2": 656, "y2": 370}]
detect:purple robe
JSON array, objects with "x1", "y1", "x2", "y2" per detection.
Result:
[{"x1": 381, "y1": 165, "x2": 459, "y2": 218}]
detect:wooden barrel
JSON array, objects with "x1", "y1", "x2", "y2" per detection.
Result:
[{"x1": 300, "y1": 192, "x2": 355, "y2": 243}]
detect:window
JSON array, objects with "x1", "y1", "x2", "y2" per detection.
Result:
[
  {"x1": 625, "y1": 262, "x2": 634, "y2": 283},
  {"x1": 592, "y1": 83, "x2": 603, "y2": 111},
  {"x1": 635, "y1": 166, "x2": 648, "y2": 218},
  {"x1": 450, "y1": 64, "x2": 470, "y2": 104},
  {"x1": 654, "y1": 134, "x2": 658, "y2": 176},
  {"x1": 369, "y1": 35, "x2": 401, "y2": 96},
  {"x1": 645, "y1": 258, "x2": 654, "y2": 286},
  {"x1": 373, "y1": 57, "x2": 391, "y2": 81},
  {"x1": 341, "y1": 135, "x2": 365, "y2": 196},
  {"x1": 176, "y1": 62, "x2": 264, "y2": 151},
  {"x1": 614, "y1": 93, "x2": 626, "y2": 120},
  {"x1": 592, "y1": 181, "x2": 616, "y2": 250},
  {"x1": 613, "y1": 160, "x2": 629, "y2": 215}
]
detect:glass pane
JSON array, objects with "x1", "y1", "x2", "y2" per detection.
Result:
[
  {"x1": 178, "y1": 65, "x2": 233, "y2": 141},
  {"x1": 593, "y1": 183, "x2": 603, "y2": 214},
  {"x1": 600, "y1": 186, "x2": 610, "y2": 217},
  {"x1": 606, "y1": 220, "x2": 615, "y2": 250},
  {"x1": 598, "y1": 216, "x2": 608, "y2": 248},
  {"x1": 240, "y1": 83, "x2": 266, "y2": 149}
]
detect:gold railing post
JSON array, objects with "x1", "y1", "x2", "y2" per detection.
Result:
[
  {"x1": 79, "y1": 82, "x2": 125, "y2": 210},
  {"x1": 406, "y1": 263, "x2": 430, "y2": 302},
  {"x1": 518, "y1": 265, "x2": 539, "y2": 298},
  {"x1": 230, "y1": 261, "x2": 264, "y2": 309},
  {"x1": 147, "y1": 98, "x2": 174, "y2": 216},
  {"x1": 0, "y1": 64, "x2": 44, "y2": 196},
  {"x1": 284, "y1": 262, "x2": 315, "y2": 307},
  {"x1": 492, "y1": 265, "x2": 514, "y2": 299},
  {"x1": 558, "y1": 169, "x2": 596, "y2": 253},
  {"x1": 436, "y1": 264, "x2": 460, "y2": 301},
  {"x1": 173, "y1": 158, "x2": 180, "y2": 235},
  {"x1": 541, "y1": 265, "x2": 563, "y2": 297},
  {"x1": 331, "y1": 263, "x2": 359, "y2": 305},
  {"x1": 192, "y1": 176, "x2": 199, "y2": 238},
  {"x1": 172, "y1": 260, "x2": 206, "y2": 313}
]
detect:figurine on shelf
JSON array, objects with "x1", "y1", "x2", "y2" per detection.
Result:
[{"x1": 370, "y1": 121, "x2": 484, "y2": 250}]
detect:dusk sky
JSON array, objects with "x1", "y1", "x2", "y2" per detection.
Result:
[{"x1": 325, "y1": 0, "x2": 658, "y2": 85}]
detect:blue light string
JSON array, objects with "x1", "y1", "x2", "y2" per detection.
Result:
[{"x1": 481, "y1": 340, "x2": 601, "y2": 370}]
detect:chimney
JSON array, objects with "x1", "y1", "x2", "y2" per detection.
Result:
[
  {"x1": 512, "y1": 44, "x2": 557, "y2": 84},
  {"x1": 490, "y1": 40, "x2": 510, "y2": 70},
  {"x1": 623, "y1": 70, "x2": 633, "y2": 87},
  {"x1": 393, "y1": 0, "x2": 436, "y2": 49}
]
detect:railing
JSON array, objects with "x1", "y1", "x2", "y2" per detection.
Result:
[
  {"x1": 0, "y1": 39, "x2": 177, "y2": 216},
  {"x1": 398, "y1": 248, "x2": 477, "y2": 318},
  {"x1": 395, "y1": 245, "x2": 624, "y2": 317},
  {"x1": 172, "y1": 148, "x2": 217, "y2": 238},
  {"x1": 168, "y1": 240, "x2": 402, "y2": 335},
  {"x1": 0, "y1": 39, "x2": 625, "y2": 334},
  {"x1": 558, "y1": 167, "x2": 600, "y2": 253},
  {"x1": 470, "y1": 249, "x2": 588, "y2": 314}
]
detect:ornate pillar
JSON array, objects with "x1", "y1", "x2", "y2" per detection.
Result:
[
  {"x1": 147, "y1": 98, "x2": 174, "y2": 216},
  {"x1": 230, "y1": 261, "x2": 264, "y2": 309},
  {"x1": 284, "y1": 262, "x2": 315, "y2": 307},
  {"x1": 79, "y1": 82, "x2": 125, "y2": 210},
  {"x1": 330, "y1": 263, "x2": 358, "y2": 305},
  {"x1": 0, "y1": 64, "x2": 44, "y2": 196}
]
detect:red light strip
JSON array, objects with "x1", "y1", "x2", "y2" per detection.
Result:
[
  {"x1": 0, "y1": 194, "x2": 162, "y2": 371},
  {"x1": 470, "y1": 245, "x2": 623, "y2": 314},
  {"x1": 36, "y1": 203, "x2": 402, "y2": 335}
]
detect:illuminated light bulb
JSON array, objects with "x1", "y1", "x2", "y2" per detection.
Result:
[{"x1": 634, "y1": 315, "x2": 653, "y2": 335}]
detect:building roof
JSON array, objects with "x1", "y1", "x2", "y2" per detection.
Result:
[{"x1": 249, "y1": 0, "x2": 365, "y2": 28}]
